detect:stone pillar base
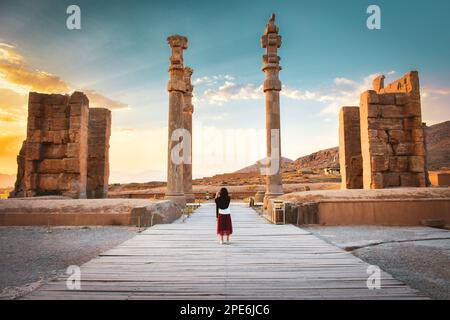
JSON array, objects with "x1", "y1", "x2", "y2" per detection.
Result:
[
  {"x1": 263, "y1": 193, "x2": 283, "y2": 209},
  {"x1": 165, "y1": 194, "x2": 186, "y2": 208},
  {"x1": 184, "y1": 193, "x2": 195, "y2": 203}
]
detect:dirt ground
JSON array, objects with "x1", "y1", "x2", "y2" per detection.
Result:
[
  {"x1": 304, "y1": 225, "x2": 450, "y2": 300},
  {"x1": 0, "y1": 226, "x2": 138, "y2": 299}
]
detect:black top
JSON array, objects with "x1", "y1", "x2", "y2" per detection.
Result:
[{"x1": 215, "y1": 195, "x2": 230, "y2": 218}]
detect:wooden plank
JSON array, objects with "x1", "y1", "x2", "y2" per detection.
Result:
[{"x1": 23, "y1": 203, "x2": 427, "y2": 300}]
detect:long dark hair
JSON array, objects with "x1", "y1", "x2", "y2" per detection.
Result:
[{"x1": 219, "y1": 187, "x2": 229, "y2": 198}]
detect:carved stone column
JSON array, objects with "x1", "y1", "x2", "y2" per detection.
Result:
[
  {"x1": 183, "y1": 67, "x2": 195, "y2": 203},
  {"x1": 261, "y1": 14, "x2": 283, "y2": 204},
  {"x1": 165, "y1": 35, "x2": 187, "y2": 207}
]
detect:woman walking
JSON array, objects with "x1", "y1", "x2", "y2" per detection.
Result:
[{"x1": 215, "y1": 187, "x2": 233, "y2": 244}]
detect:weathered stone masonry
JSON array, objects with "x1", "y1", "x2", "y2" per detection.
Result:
[
  {"x1": 339, "y1": 71, "x2": 428, "y2": 189},
  {"x1": 183, "y1": 67, "x2": 194, "y2": 203},
  {"x1": 10, "y1": 91, "x2": 111, "y2": 198},
  {"x1": 87, "y1": 108, "x2": 112, "y2": 198},
  {"x1": 339, "y1": 107, "x2": 363, "y2": 189},
  {"x1": 165, "y1": 35, "x2": 188, "y2": 206}
]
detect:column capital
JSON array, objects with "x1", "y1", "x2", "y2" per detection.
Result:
[
  {"x1": 261, "y1": 13, "x2": 282, "y2": 72},
  {"x1": 167, "y1": 35, "x2": 188, "y2": 49},
  {"x1": 167, "y1": 35, "x2": 188, "y2": 70},
  {"x1": 167, "y1": 35, "x2": 188, "y2": 92}
]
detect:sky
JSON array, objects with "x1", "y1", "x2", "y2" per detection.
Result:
[{"x1": 0, "y1": 0, "x2": 449, "y2": 183}]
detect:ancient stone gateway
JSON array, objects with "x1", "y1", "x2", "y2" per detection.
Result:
[
  {"x1": 164, "y1": 15, "x2": 431, "y2": 208},
  {"x1": 10, "y1": 92, "x2": 111, "y2": 199},
  {"x1": 339, "y1": 71, "x2": 428, "y2": 189},
  {"x1": 164, "y1": 15, "x2": 285, "y2": 208}
]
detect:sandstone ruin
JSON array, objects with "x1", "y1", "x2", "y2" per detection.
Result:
[
  {"x1": 10, "y1": 92, "x2": 111, "y2": 198},
  {"x1": 87, "y1": 108, "x2": 112, "y2": 198},
  {"x1": 165, "y1": 35, "x2": 189, "y2": 206},
  {"x1": 261, "y1": 13, "x2": 284, "y2": 203},
  {"x1": 339, "y1": 71, "x2": 428, "y2": 189},
  {"x1": 183, "y1": 67, "x2": 195, "y2": 203},
  {"x1": 339, "y1": 107, "x2": 363, "y2": 189}
]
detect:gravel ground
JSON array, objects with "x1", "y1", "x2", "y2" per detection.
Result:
[
  {"x1": 0, "y1": 226, "x2": 139, "y2": 299},
  {"x1": 304, "y1": 226, "x2": 450, "y2": 300}
]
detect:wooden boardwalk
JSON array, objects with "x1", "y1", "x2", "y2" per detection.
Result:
[{"x1": 24, "y1": 203, "x2": 426, "y2": 300}]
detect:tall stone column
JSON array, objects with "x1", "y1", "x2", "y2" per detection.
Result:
[
  {"x1": 183, "y1": 67, "x2": 195, "y2": 203},
  {"x1": 165, "y1": 35, "x2": 188, "y2": 207},
  {"x1": 261, "y1": 14, "x2": 283, "y2": 204}
]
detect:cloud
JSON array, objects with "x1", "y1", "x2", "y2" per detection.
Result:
[
  {"x1": 0, "y1": 134, "x2": 24, "y2": 157},
  {"x1": 193, "y1": 74, "x2": 235, "y2": 86},
  {"x1": 0, "y1": 88, "x2": 28, "y2": 123},
  {"x1": 281, "y1": 85, "x2": 334, "y2": 102},
  {"x1": 333, "y1": 77, "x2": 358, "y2": 86},
  {"x1": 280, "y1": 73, "x2": 382, "y2": 116},
  {"x1": 0, "y1": 43, "x2": 70, "y2": 93},
  {"x1": 194, "y1": 75, "x2": 259, "y2": 105},
  {"x1": 0, "y1": 134, "x2": 25, "y2": 174},
  {"x1": 191, "y1": 71, "x2": 450, "y2": 126},
  {"x1": 318, "y1": 73, "x2": 380, "y2": 115},
  {"x1": 196, "y1": 73, "x2": 377, "y2": 111},
  {"x1": 0, "y1": 43, "x2": 24, "y2": 64},
  {"x1": 422, "y1": 87, "x2": 450, "y2": 98},
  {"x1": 83, "y1": 90, "x2": 129, "y2": 110},
  {"x1": 202, "y1": 81, "x2": 263, "y2": 105},
  {"x1": 421, "y1": 85, "x2": 450, "y2": 125},
  {"x1": 0, "y1": 43, "x2": 128, "y2": 110}
]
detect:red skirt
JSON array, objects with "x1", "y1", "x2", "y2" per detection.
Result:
[{"x1": 217, "y1": 214, "x2": 233, "y2": 236}]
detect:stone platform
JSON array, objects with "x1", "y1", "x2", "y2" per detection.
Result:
[
  {"x1": 273, "y1": 188, "x2": 450, "y2": 226},
  {"x1": 0, "y1": 199, "x2": 182, "y2": 226}
]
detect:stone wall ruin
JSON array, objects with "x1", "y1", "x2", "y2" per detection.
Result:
[
  {"x1": 10, "y1": 91, "x2": 111, "y2": 198},
  {"x1": 339, "y1": 71, "x2": 428, "y2": 189}
]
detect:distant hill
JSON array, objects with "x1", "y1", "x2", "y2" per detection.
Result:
[
  {"x1": 291, "y1": 147, "x2": 339, "y2": 170},
  {"x1": 0, "y1": 174, "x2": 15, "y2": 188},
  {"x1": 233, "y1": 157, "x2": 293, "y2": 174},
  {"x1": 426, "y1": 120, "x2": 450, "y2": 170}
]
